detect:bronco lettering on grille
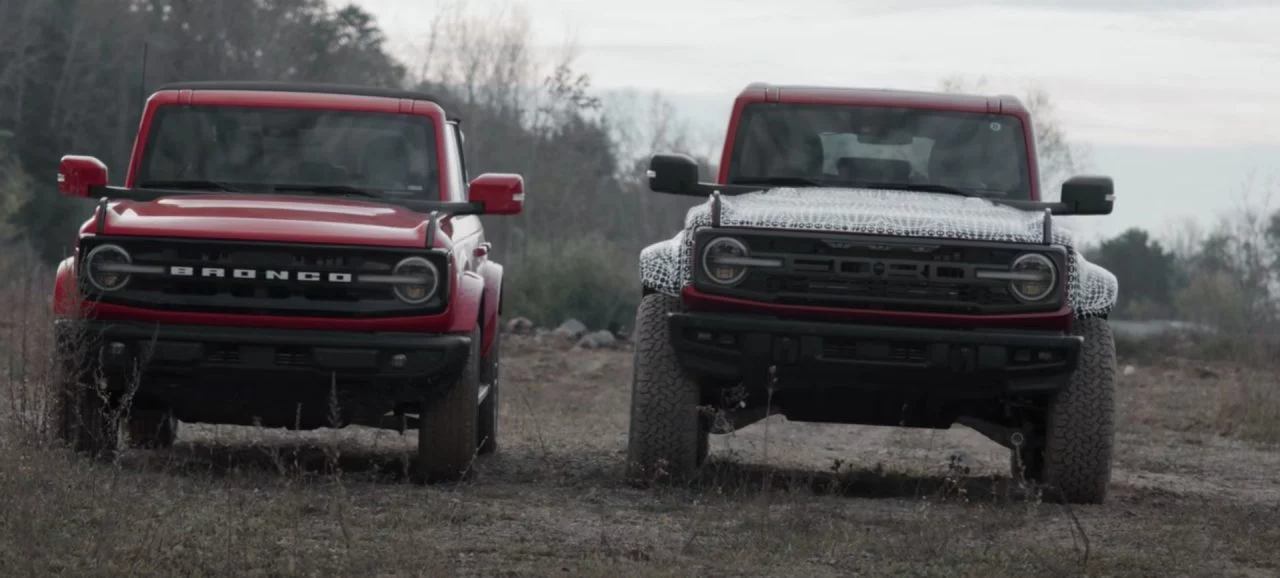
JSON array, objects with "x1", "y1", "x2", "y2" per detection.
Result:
[{"x1": 168, "y1": 266, "x2": 354, "y2": 283}]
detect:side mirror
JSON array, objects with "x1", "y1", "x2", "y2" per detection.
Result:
[
  {"x1": 467, "y1": 173, "x2": 524, "y2": 215},
  {"x1": 1059, "y1": 176, "x2": 1114, "y2": 215},
  {"x1": 57, "y1": 155, "x2": 109, "y2": 198},
  {"x1": 647, "y1": 153, "x2": 703, "y2": 196}
]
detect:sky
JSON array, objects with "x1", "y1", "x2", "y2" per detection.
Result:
[{"x1": 353, "y1": 0, "x2": 1280, "y2": 242}]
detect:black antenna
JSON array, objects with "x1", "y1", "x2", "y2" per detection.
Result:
[{"x1": 138, "y1": 42, "x2": 149, "y2": 106}]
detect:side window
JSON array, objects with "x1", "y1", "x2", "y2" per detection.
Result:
[
  {"x1": 453, "y1": 123, "x2": 469, "y2": 182},
  {"x1": 442, "y1": 122, "x2": 466, "y2": 201}
]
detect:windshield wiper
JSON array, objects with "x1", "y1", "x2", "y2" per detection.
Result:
[
  {"x1": 270, "y1": 184, "x2": 384, "y2": 199},
  {"x1": 730, "y1": 176, "x2": 830, "y2": 187},
  {"x1": 844, "y1": 181, "x2": 978, "y2": 198},
  {"x1": 135, "y1": 179, "x2": 253, "y2": 194}
]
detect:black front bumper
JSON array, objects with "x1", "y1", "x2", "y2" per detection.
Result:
[
  {"x1": 669, "y1": 312, "x2": 1082, "y2": 395},
  {"x1": 55, "y1": 319, "x2": 472, "y2": 428}
]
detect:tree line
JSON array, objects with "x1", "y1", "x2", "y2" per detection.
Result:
[
  {"x1": 2, "y1": 0, "x2": 1266, "y2": 332},
  {"x1": 1085, "y1": 180, "x2": 1280, "y2": 335},
  {"x1": 0, "y1": 0, "x2": 710, "y2": 329}
]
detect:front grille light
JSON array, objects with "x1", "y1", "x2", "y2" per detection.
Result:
[
  {"x1": 975, "y1": 253, "x2": 1057, "y2": 302},
  {"x1": 383, "y1": 256, "x2": 439, "y2": 304},
  {"x1": 82, "y1": 243, "x2": 164, "y2": 292},
  {"x1": 700, "y1": 236, "x2": 782, "y2": 286}
]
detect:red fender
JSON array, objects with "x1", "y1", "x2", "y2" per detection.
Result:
[
  {"x1": 477, "y1": 261, "x2": 504, "y2": 356},
  {"x1": 450, "y1": 270, "x2": 485, "y2": 333},
  {"x1": 52, "y1": 256, "x2": 79, "y2": 316}
]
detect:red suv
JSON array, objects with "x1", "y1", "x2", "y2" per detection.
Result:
[{"x1": 52, "y1": 81, "x2": 523, "y2": 481}]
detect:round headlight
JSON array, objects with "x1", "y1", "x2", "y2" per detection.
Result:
[
  {"x1": 1009, "y1": 253, "x2": 1056, "y2": 302},
  {"x1": 391, "y1": 256, "x2": 439, "y2": 304},
  {"x1": 701, "y1": 237, "x2": 750, "y2": 286},
  {"x1": 83, "y1": 244, "x2": 132, "y2": 292}
]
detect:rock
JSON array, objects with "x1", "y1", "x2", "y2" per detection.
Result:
[
  {"x1": 1122, "y1": 364, "x2": 1136, "y2": 376},
  {"x1": 552, "y1": 318, "x2": 588, "y2": 340},
  {"x1": 576, "y1": 330, "x2": 618, "y2": 350},
  {"x1": 504, "y1": 316, "x2": 535, "y2": 334}
]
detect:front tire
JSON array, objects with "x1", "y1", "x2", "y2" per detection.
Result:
[
  {"x1": 128, "y1": 409, "x2": 179, "y2": 449},
  {"x1": 626, "y1": 293, "x2": 707, "y2": 483},
  {"x1": 55, "y1": 367, "x2": 122, "y2": 458},
  {"x1": 477, "y1": 321, "x2": 500, "y2": 456},
  {"x1": 416, "y1": 327, "x2": 481, "y2": 483},
  {"x1": 1016, "y1": 317, "x2": 1117, "y2": 504}
]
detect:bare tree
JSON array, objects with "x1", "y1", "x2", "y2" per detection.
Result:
[{"x1": 939, "y1": 75, "x2": 1089, "y2": 198}]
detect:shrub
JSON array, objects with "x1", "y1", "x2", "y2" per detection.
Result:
[{"x1": 503, "y1": 234, "x2": 640, "y2": 331}]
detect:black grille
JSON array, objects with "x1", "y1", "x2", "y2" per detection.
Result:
[
  {"x1": 78, "y1": 237, "x2": 449, "y2": 317},
  {"x1": 692, "y1": 229, "x2": 1066, "y2": 314}
]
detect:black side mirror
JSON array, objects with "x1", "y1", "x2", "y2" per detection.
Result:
[
  {"x1": 1059, "y1": 176, "x2": 1114, "y2": 215},
  {"x1": 647, "y1": 153, "x2": 703, "y2": 196}
]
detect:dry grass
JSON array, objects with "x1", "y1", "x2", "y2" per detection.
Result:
[
  {"x1": 2, "y1": 276, "x2": 1279, "y2": 576},
  {"x1": 1115, "y1": 331, "x2": 1280, "y2": 446}
]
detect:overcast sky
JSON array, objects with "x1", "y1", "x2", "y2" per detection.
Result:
[
  {"x1": 352, "y1": 0, "x2": 1280, "y2": 241},
  {"x1": 355, "y1": 0, "x2": 1280, "y2": 148}
]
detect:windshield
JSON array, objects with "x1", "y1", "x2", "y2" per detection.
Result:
[
  {"x1": 136, "y1": 105, "x2": 439, "y2": 199},
  {"x1": 727, "y1": 102, "x2": 1033, "y2": 199}
]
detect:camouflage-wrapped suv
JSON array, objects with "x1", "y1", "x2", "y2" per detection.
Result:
[{"x1": 626, "y1": 83, "x2": 1119, "y2": 504}]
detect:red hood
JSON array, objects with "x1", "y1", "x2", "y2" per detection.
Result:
[{"x1": 88, "y1": 194, "x2": 435, "y2": 248}]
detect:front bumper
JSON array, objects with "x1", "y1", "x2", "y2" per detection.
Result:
[
  {"x1": 669, "y1": 312, "x2": 1082, "y2": 395},
  {"x1": 55, "y1": 319, "x2": 472, "y2": 428}
]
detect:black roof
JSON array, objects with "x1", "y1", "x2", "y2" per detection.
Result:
[{"x1": 155, "y1": 81, "x2": 442, "y2": 104}]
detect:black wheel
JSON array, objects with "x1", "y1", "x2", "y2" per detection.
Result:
[
  {"x1": 56, "y1": 369, "x2": 122, "y2": 458},
  {"x1": 626, "y1": 293, "x2": 707, "y2": 483},
  {"x1": 1013, "y1": 317, "x2": 1117, "y2": 504},
  {"x1": 415, "y1": 326, "x2": 481, "y2": 483},
  {"x1": 477, "y1": 320, "x2": 500, "y2": 456},
  {"x1": 128, "y1": 409, "x2": 179, "y2": 449}
]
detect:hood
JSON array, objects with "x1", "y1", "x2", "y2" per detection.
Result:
[
  {"x1": 89, "y1": 194, "x2": 433, "y2": 248},
  {"x1": 690, "y1": 187, "x2": 1072, "y2": 247}
]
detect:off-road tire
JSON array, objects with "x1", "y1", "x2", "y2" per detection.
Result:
[
  {"x1": 477, "y1": 321, "x2": 500, "y2": 456},
  {"x1": 626, "y1": 293, "x2": 708, "y2": 483},
  {"x1": 1016, "y1": 317, "x2": 1117, "y2": 504},
  {"x1": 416, "y1": 327, "x2": 481, "y2": 483},
  {"x1": 127, "y1": 410, "x2": 179, "y2": 449},
  {"x1": 56, "y1": 368, "x2": 122, "y2": 458}
]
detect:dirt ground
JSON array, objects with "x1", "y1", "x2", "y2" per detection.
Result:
[{"x1": 2, "y1": 333, "x2": 1279, "y2": 577}]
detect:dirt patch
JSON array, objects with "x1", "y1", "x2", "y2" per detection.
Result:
[{"x1": 2, "y1": 334, "x2": 1279, "y2": 577}]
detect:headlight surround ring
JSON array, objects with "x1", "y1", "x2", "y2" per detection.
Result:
[
  {"x1": 1008, "y1": 252, "x2": 1057, "y2": 302},
  {"x1": 701, "y1": 236, "x2": 751, "y2": 286},
  {"x1": 83, "y1": 243, "x2": 133, "y2": 292},
  {"x1": 391, "y1": 256, "x2": 440, "y2": 304}
]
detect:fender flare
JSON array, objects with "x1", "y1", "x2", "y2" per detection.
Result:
[
  {"x1": 451, "y1": 271, "x2": 485, "y2": 331},
  {"x1": 52, "y1": 256, "x2": 78, "y2": 315},
  {"x1": 477, "y1": 261, "x2": 504, "y2": 356}
]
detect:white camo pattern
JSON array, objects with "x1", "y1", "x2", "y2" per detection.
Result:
[{"x1": 639, "y1": 187, "x2": 1118, "y2": 318}]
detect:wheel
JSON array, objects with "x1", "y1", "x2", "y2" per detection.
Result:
[
  {"x1": 55, "y1": 365, "x2": 122, "y2": 458},
  {"x1": 626, "y1": 293, "x2": 708, "y2": 483},
  {"x1": 477, "y1": 320, "x2": 500, "y2": 456},
  {"x1": 127, "y1": 409, "x2": 179, "y2": 449},
  {"x1": 415, "y1": 326, "x2": 481, "y2": 483},
  {"x1": 1014, "y1": 317, "x2": 1117, "y2": 504}
]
